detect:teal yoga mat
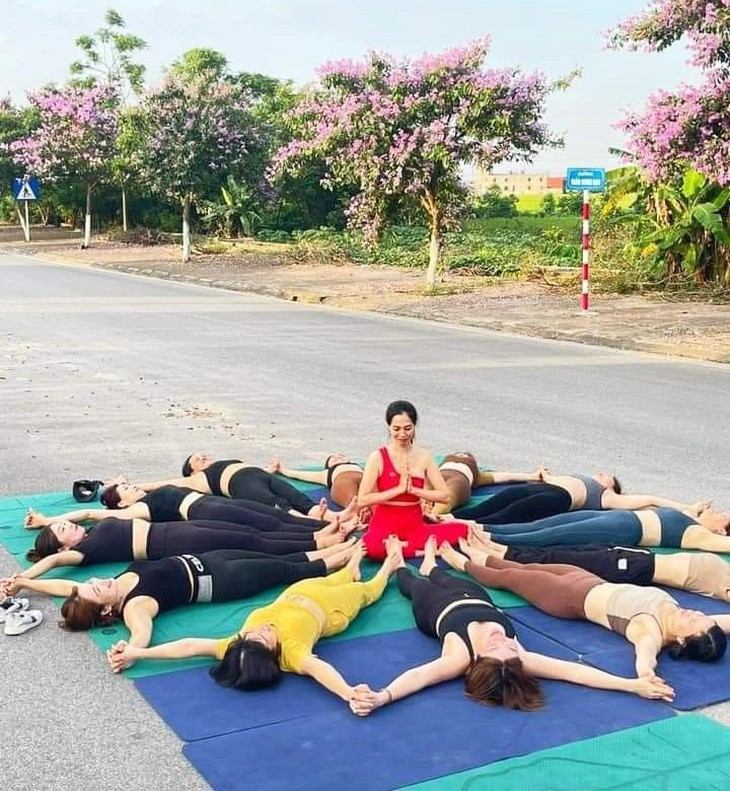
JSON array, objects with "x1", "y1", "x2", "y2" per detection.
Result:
[
  {"x1": 0, "y1": 487, "x2": 525, "y2": 678},
  {"x1": 398, "y1": 714, "x2": 730, "y2": 791}
]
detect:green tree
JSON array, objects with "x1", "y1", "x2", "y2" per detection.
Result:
[
  {"x1": 274, "y1": 40, "x2": 567, "y2": 286},
  {"x1": 169, "y1": 48, "x2": 229, "y2": 82},
  {"x1": 129, "y1": 73, "x2": 256, "y2": 261},
  {"x1": 69, "y1": 8, "x2": 147, "y2": 230},
  {"x1": 472, "y1": 185, "x2": 518, "y2": 218},
  {"x1": 70, "y1": 8, "x2": 146, "y2": 100},
  {"x1": 540, "y1": 192, "x2": 556, "y2": 215}
]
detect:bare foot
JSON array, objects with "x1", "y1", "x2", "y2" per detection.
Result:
[
  {"x1": 438, "y1": 541, "x2": 466, "y2": 572},
  {"x1": 338, "y1": 496, "x2": 359, "y2": 524},
  {"x1": 346, "y1": 540, "x2": 366, "y2": 580},
  {"x1": 339, "y1": 515, "x2": 361, "y2": 539},
  {"x1": 314, "y1": 537, "x2": 356, "y2": 559},
  {"x1": 418, "y1": 535, "x2": 438, "y2": 576},
  {"x1": 326, "y1": 540, "x2": 360, "y2": 571},
  {"x1": 383, "y1": 535, "x2": 406, "y2": 571},
  {"x1": 458, "y1": 537, "x2": 489, "y2": 566},
  {"x1": 480, "y1": 536, "x2": 508, "y2": 559}
]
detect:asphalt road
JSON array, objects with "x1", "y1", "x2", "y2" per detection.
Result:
[{"x1": 1, "y1": 250, "x2": 729, "y2": 789}]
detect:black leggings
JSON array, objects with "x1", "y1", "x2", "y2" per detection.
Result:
[
  {"x1": 454, "y1": 483, "x2": 572, "y2": 524},
  {"x1": 202, "y1": 550, "x2": 327, "y2": 602},
  {"x1": 151, "y1": 520, "x2": 316, "y2": 557},
  {"x1": 504, "y1": 544, "x2": 656, "y2": 586},
  {"x1": 396, "y1": 567, "x2": 493, "y2": 637},
  {"x1": 229, "y1": 468, "x2": 316, "y2": 515},
  {"x1": 188, "y1": 497, "x2": 323, "y2": 533}
]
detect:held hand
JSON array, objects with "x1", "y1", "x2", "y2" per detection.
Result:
[
  {"x1": 631, "y1": 674, "x2": 674, "y2": 702},
  {"x1": 1, "y1": 573, "x2": 24, "y2": 596},
  {"x1": 104, "y1": 475, "x2": 128, "y2": 486},
  {"x1": 106, "y1": 640, "x2": 136, "y2": 673},
  {"x1": 264, "y1": 458, "x2": 281, "y2": 475},
  {"x1": 24, "y1": 508, "x2": 48, "y2": 529},
  {"x1": 536, "y1": 465, "x2": 550, "y2": 481},
  {"x1": 348, "y1": 683, "x2": 382, "y2": 716},
  {"x1": 686, "y1": 498, "x2": 713, "y2": 518}
]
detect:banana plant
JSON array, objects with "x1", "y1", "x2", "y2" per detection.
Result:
[
  {"x1": 202, "y1": 175, "x2": 261, "y2": 238},
  {"x1": 641, "y1": 170, "x2": 730, "y2": 282}
]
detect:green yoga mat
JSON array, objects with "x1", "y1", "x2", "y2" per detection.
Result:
[
  {"x1": 0, "y1": 487, "x2": 524, "y2": 679},
  {"x1": 399, "y1": 715, "x2": 730, "y2": 791}
]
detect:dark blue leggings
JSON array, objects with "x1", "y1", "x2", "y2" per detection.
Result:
[
  {"x1": 489, "y1": 510, "x2": 643, "y2": 547},
  {"x1": 454, "y1": 483, "x2": 572, "y2": 524}
]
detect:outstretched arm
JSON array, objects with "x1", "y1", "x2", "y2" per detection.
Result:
[
  {"x1": 14, "y1": 551, "x2": 85, "y2": 580},
  {"x1": 2, "y1": 575, "x2": 76, "y2": 598},
  {"x1": 625, "y1": 617, "x2": 664, "y2": 678},
  {"x1": 300, "y1": 655, "x2": 359, "y2": 701},
  {"x1": 136, "y1": 472, "x2": 209, "y2": 493},
  {"x1": 270, "y1": 461, "x2": 328, "y2": 487},
  {"x1": 521, "y1": 650, "x2": 674, "y2": 701},
  {"x1": 350, "y1": 654, "x2": 466, "y2": 715},
  {"x1": 25, "y1": 507, "x2": 109, "y2": 527},
  {"x1": 602, "y1": 490, "x2": 692, "y2": 511},
  {"x1": 108, "y1": 637, "x2": 219, "y2": 673}
]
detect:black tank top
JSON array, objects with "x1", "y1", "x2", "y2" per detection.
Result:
[
  {"x1": 141, "y1": 486, "x2": 193, "y2": 521},
  {"x1": 78, "y1": 518, "x2": 133, "y2": 564},
  {"x1": 119, "y1": 556, "x2": 195, "y2": 614},
  {"x1": 203, "y1": 460, "x2": 241, "y2": 496},
  {"x1": 437, "y1": 602, "x2": 516, "y2": 661}
]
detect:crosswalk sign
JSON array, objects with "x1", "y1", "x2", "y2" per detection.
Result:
[{"x1": 12, "y1": 175, "x2": 40, "y2": 200}]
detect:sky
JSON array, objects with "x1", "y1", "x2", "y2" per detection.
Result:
[{"x1": 0, "y1": 0, "x2": 698, "y2": 174}]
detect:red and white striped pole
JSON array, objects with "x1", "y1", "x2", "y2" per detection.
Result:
[{"x1": 581, "y1": 189, "x2": 590, "y2": 312}]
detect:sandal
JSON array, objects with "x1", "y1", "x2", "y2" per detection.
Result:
[
  {"x1": 0, "y1": 596, "x2": 30, "y2": 623},
  {"x1": 4, "y1": 609, "x2": 43, "y2": 636}
]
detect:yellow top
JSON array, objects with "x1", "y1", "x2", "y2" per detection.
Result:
[{"x1": 215, "y1": 568, "x2": 384, "y2": 674}]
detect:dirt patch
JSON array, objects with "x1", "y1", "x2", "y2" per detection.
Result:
[{"x1": 2, "y1": 225, "x2": 729, "y2": 363}]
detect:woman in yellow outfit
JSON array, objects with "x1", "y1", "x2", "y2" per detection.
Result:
[{"x1": 107, "y1": 538, "x2": 403, "y2": 704}]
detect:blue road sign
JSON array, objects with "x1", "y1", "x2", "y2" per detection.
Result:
[
  {"x1": 12, "y1": 175, "x2": 41, "y2": 200},
  {"x1": 565, "y1": 168, "x2": 606, "y2": 192}
]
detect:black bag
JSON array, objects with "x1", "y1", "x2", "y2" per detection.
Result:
[{"x1": 72, "y1": 479, "x2": 104, "y2": 503}]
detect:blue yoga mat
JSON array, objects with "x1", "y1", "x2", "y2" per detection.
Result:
[
  {"x1": 176, "y1": 627, "x2": 673, "y2": 791},
  {"x1": 137, "y1": 622, "x2": 672, "y2": 742},
  {"x1": 510, "y1": 595, "x2": 730, "y2": 711},
  {"x1": 511, "y1": 590, "x2": 730, "y2": 655}
]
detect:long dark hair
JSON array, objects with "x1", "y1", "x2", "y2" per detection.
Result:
[
  {"x1": 209, "y1": 637, "x2": 283, "y2": 691},
  {"x1": 464, "y1": 656, "x2": 544, "y2": 710},
  {"x1": 59, "y1": 587, "x2": 118, "y2": 631},
  {"x1": 27, "y1": 527, "x2": 62, "y2": 562},
  {"x1": 181, "y1": 455, "x2": 194, "y2": 477},
  {"x1": 667, "y1": 624, "x2": 727, "y2": 662}
]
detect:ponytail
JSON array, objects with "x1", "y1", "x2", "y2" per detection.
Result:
[{"x1": 26, "y1": 527, "x2": 61, "y2": 561}]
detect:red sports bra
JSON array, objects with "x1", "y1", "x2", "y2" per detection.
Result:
[{"x1": 376, "y1": 447, "x2": 424, "y2": 504}]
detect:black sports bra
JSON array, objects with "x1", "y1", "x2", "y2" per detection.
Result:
[
  {"x1": 437, "y1": 602, "x2": 516, "y2": 661},
  {"x1": 202, "y1": 460, "x2": 241, "y2": 496},
  {"x1": 141, "y1": 486, "x2": 194, "y2": 521}
]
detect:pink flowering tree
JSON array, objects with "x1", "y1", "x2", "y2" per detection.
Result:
[
  {"x1": 128, "y1": 73, "x2": 254, "y2": 261},
  {"x1": 273, "y1": 40, "x2": 564, "y2": 286},
  {"x1": 609, "y1": 0, "x2": 730, "y2": 184},
  {"x1": 11, "y1": 83, "x2": 118, "y2": 247},
  {"x1": 609, "y1": 1, "x2": 730, "y2": 282}
]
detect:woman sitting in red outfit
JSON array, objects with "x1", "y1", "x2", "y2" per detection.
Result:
[{"x1": 358, "y1": 401, "x2": 469, "y2": 559}]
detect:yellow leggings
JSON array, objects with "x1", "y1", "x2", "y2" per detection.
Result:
[{"x1": 283, "y1": 567, "x2": 389, "y2": 635}]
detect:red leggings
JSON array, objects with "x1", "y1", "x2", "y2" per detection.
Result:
[{"x1": 362, "y1": 503, "x2": 469, "y2": 560}]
